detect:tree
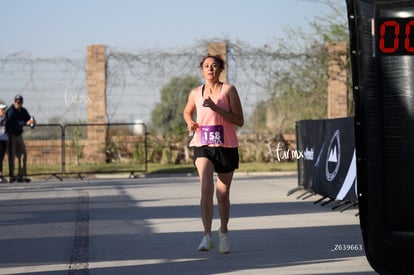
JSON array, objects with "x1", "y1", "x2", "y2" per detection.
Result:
[
  {"x1": 247, "y1": 0, "x2": 348, "y2": 135},
  {"x1": 151, "y1": 75, "x2": 200, "y2": 135}
]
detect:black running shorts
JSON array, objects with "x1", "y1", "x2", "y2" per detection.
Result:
[{"x1": 193, "y1": 146, "x2": 239, "y2": 173}]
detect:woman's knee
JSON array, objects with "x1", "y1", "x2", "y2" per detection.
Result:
[{"x1": 216, "y1": 188, "x2": 230, "y2": 203}]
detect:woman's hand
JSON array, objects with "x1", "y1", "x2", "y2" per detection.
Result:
[
  {"x1": 202, "y1": 97, "x2": 216, "y2": 110},
  {"x1": 188, "y1": 122, "x2": 199, "y2": 132}
]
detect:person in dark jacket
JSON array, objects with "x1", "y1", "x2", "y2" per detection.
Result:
[{"x1": 6, "y1": 95, "x2": 36, "y2": 182}]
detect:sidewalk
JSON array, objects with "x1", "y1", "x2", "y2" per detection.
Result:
[{"x1": 0, "y1": 173, "x2": 376, "y2": 274}]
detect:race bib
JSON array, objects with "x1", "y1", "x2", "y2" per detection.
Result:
[{"x1": 200, "y1": 125, "x2": 224, "y2": 145}]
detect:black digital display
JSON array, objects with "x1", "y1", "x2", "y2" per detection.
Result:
[{"x1": 377, "y1": 17, "x2": 414, "y2": 55}]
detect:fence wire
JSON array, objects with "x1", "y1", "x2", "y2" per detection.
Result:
[{"x1": 0, "y1": 41, "x2": 298, "y2": 129}]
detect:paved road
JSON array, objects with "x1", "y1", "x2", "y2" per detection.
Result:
[{"x1": 0, "y1": 173, "x2": 377, "y2": 275}]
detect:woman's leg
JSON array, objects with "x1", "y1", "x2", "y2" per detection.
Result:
[
  {"x1": 216, "y1": 171, "x2": 233, "y2": 233},
  {"x1": 195, "y1": 157, "x2": 215, "y2": 235}
]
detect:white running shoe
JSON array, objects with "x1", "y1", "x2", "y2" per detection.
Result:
[
  {"x1": 218, "y1": 230, "x2": 231, "y2": 254},
  {"x1": 197, "y1": 234, "x2": 214, "y2": 251}
]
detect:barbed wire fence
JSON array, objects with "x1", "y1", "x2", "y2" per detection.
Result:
[
  {"x1": 0, "y1": 39, "x2": 287, "y2": 132},
  {"x1": 0, "y1": 52, "x2": 87, "y2": 124},
  {"x1": 0, "y1": 37, "x2": 340, "y2": 166}
]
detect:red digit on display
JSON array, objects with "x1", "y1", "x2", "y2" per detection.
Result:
[
  {"x1": 380, "y1": 20, "x2": 400, "y2": 53},
  {"x1": 405, "y1": 20, "x2": 414, "y2": 52}
]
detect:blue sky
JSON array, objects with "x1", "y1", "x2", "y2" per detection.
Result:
[{"x1": 0, "y1": 0, "x2": 343, "y2": 57}]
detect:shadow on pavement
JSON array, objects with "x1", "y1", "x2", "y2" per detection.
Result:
[{"x1": 0, "y1": 179, "x2": 374, "y2": 275}]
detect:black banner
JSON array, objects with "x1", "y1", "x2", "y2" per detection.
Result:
[{"x1": 296, "y1": 117, "x2": 357, "y2": 202}]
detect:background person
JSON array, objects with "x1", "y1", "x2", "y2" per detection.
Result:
[
  {"x1": 0, "y1": 103, "x2": 8, "y2": 183},
  {"x1": 6, "y1": 95, "x2": 35, "y2": 183},
  {"x1": 183, "y1": 54, "x2": 244, "y2": 253}
]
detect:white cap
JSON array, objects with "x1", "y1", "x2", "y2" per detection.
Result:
[{"x1": 0, "y1": 104, "x2": 7, "y2": 110}]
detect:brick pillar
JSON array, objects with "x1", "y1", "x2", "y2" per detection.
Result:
[
  {"x1": 327, "y1": 42, "x2": 348, "y2": 118},
  {"x1": 208, "y1": 42, "x2": 228, "y2": 83},
  {"x1": 86, "y1": 45, "x2": 107, "y2": 163}
]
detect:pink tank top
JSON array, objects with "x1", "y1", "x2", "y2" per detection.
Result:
[{"x1": 189, "y1": 83, "x2": 238, "y2": 148}]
